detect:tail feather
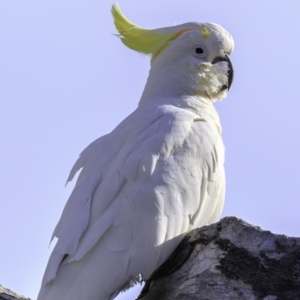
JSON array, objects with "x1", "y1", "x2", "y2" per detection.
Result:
[{"x1": 37, "y1": 241, "x2": 133, "y2": 300}]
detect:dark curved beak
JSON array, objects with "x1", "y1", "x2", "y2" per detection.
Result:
[{"x1": 212, "y1": 54, "x2": 234, "y2": 91}]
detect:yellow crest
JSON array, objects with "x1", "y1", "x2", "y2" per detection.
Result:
[
  {"x1": 201, "y1": 27, "x2": 211, "y2": 39},
  {"x1": 111, "y1": 3, "x2": 189, "y2": 58}
]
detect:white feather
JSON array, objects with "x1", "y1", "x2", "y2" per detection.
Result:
[{"x1": 38, "y1": 11, "x2": 233, "y2": 300}]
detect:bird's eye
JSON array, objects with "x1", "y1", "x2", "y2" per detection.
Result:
[
  {"x1": 193, "y1": 45, "x2": 207, "y2": 58},
  {"x1": 195, "y1": 47, "x2": 204, "y2": 54}
]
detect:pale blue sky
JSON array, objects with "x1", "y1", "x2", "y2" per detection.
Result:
[{"x1": 1, "y1": 1, "x2": 300, "y2": 299}]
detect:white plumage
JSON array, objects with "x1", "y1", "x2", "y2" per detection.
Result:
[{"x1": 38, "y1": 4, "x2": 234, "y2": 300}]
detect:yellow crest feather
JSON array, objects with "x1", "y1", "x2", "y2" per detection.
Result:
[
  {"x1": 111, "y1": 3, "x2": 189, "y2": 58},
  {"x1": 201, "y1": 27, "x2": 211, "y2": 39}
]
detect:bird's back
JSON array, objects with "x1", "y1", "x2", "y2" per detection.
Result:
[{"x1": 37, "y1": 99, "x2": 225, "y2": 300}]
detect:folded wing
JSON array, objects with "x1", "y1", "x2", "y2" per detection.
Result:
[{"x1": 38, "y1": 103, "x2": 225, "y2": 300}]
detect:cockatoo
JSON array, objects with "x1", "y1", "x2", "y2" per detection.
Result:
[{"x1": 37, "y1": 3, "x2": 234, "y2": 300}]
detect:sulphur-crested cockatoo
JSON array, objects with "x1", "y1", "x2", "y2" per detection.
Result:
[{"x1": 37, "y1": 4, "x2": 234, "y2": 300}]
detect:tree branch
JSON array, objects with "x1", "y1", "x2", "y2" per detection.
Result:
[
  {"x1": 138, "y1": 217, "x2": 300, "y2": 300},
  {"x1": 0, "y1": 285, "x2": 31, "y2": 300},
  {"x1": 2, "y1": 217, "x2": 300, "y2": 300}
]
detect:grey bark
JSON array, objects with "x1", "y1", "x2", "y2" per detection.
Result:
[
  {"x1": 138, "y1": 217, "x2": 300, "y2": 300},
  {"x1": 0, "y1": 285, "x2": 31, "y2": 300},
  {"x1": 2, "y1": 217, "x2": 300, "y2": 300}
]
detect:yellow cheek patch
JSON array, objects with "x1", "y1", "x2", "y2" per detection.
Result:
[{"x1": 201, "y1": 27, "x2": 211, "y2": 39}]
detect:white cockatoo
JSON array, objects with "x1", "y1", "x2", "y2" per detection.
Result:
[{"x1": 37, "y1": 4, "x2": 234, "y2": 300}]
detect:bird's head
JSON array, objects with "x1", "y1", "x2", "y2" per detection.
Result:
[{"x1": 112, "y1": 4, "x2": 234, "y2": 101}]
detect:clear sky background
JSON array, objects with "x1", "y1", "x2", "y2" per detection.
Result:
[{"x1": 1, "y1": 1, "x2": 300, "y2": 299}]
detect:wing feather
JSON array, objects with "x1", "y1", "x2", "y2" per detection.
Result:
[{"x1": 39, "y1": 103, "x2": 225, "y2": 300}]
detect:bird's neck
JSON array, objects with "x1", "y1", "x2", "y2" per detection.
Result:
[
  {"x1": 139, "y1": 67, "x2": 222, "y2": 133},
  {"x1": 139, "y1": 63, "x2": 198, "y2": 103}
]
